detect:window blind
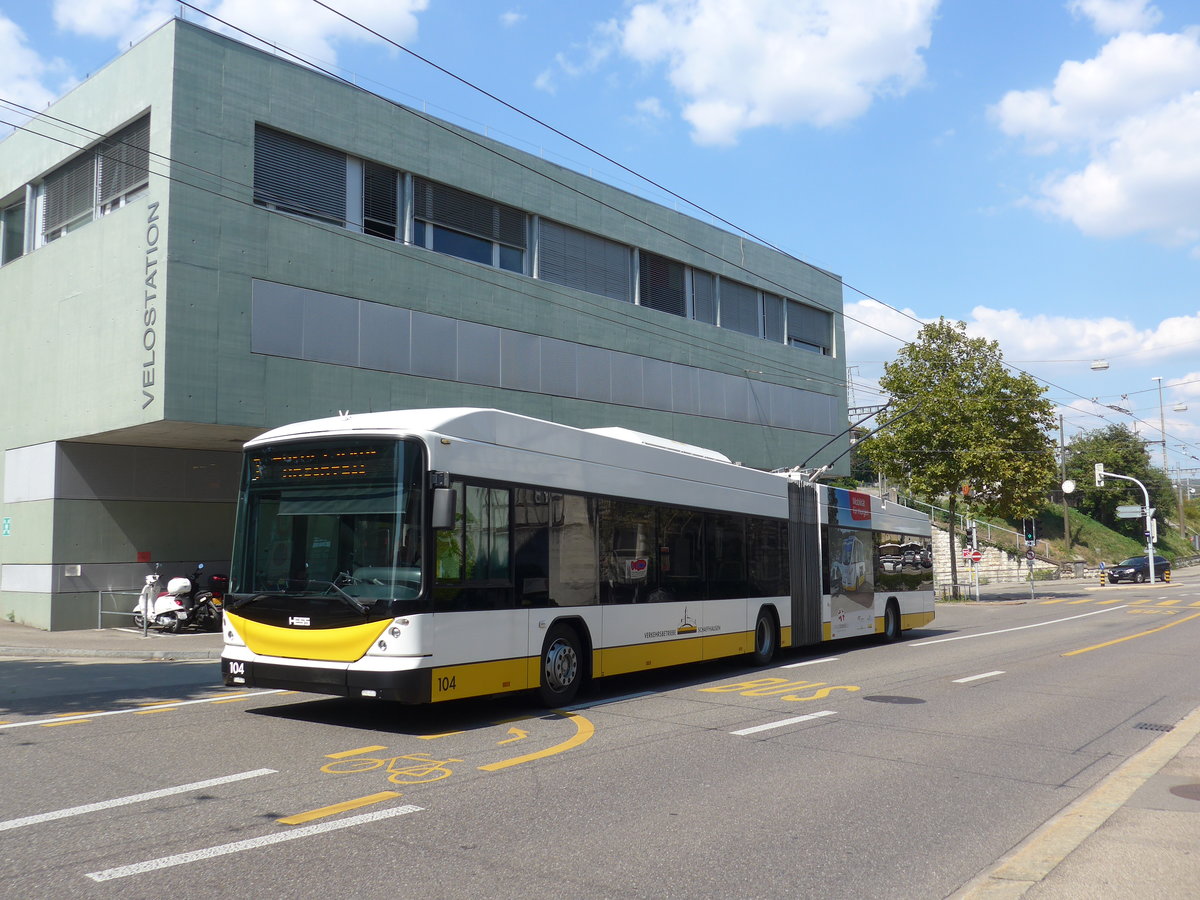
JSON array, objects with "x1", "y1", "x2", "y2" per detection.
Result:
[
  {"x1": 538, "y1": 220, "x2": 631, "y2": 303},
  {"x1": 412, "y1": 177, "x2": 526, "y2": 248},
  {"x1": 98, "y1": 115, "x2": 150, "y2": 205},
  {"x1": 253, "y1": 125, "x2": 347, "y2": 223},
  {"x1": 638, "y1": 251, "x2": 686, "y2": 317}
]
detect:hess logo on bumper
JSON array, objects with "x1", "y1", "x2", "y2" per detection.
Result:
[{"x1": 288, "y1": 616, "x2": 311, "y2": 627}]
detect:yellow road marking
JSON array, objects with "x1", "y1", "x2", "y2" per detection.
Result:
[
  {"x1": 1190, "y1": 601, "x2": 1200, "y2": 608},
  {"x1": 325, "y1": 746, "x2": 387, "y2": 759},
  {"x1": 213, "y1": 695, "x2": 259, "y2": 704},
  {"x1": 42, "y1": 719, "x2": 90, "y2": 727},
  {"x1": 1127, "y1": 597, "x2": 1156, "y2": 605},
  {"x1": 478, "y1": 711, "x2": 594, "y2": 772},
  {"x1": 135, "y1": 708, "x2": 172, "y2": 715},
  {"x1": 1039, "y1": 598, "x2": 1072, "y2": 605},
  {"x1": 1156, "y1": 599, "x2": 1181, "y2": 606},
  {"x1": 1065, "y1": 598, "x2": 1093, "y2": 605},
  {"x1": 1095, "y1": 598, "x2": 1123, "y2": 605},
  {"x1": 276, "y1": 791, "x2": 401, "y2": 825},
  {"x1": 1063, "y1": 611, "x2": 1200, "y2": 656},
  {"x1": 417, "y1": 731, "x2": 466, "y2": 740}
]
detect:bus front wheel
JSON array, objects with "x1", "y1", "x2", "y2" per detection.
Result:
[
  {"x1": 537, "y1": 624, "x2": 583, "y2": 707},
  {"x1": 750, "y1": 608, "x2": 777, "y2": 665}
]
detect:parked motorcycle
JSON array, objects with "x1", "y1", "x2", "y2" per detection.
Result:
[{"x1": 132, "y1": 563, "x2": 223, "y2": 633}]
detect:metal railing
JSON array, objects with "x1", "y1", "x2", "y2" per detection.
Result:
[
  {"x1": 97, "y1": 590, "x2": 142, "y2": 629},
  {"x1": 892, "y1": 493, "x2": 1052, "y2": 556}
]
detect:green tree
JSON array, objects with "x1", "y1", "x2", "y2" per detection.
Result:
[
  {"x1": 858, "y1": 318, "x2": 1057, "y2": 596},
  {"x1": 1065, "y1": 424, "x2": 1174, "y2": 539}
]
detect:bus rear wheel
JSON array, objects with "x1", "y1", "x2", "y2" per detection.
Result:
[
  {"x1": 882, "y1": 601, "x2": 902, "y2": 642},
  {"x1": 537, "y1": 624, "x2": 582, "y2": 707},
  {"x1": 750, "y1": 608, "x2": 777, "y2": 665}
]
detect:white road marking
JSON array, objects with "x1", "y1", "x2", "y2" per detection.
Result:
[
  {"x1": 783, "y1": 656, "x2": 839, "y2": 669},
  {"x1": 953, "y1": 671, "x2": 1005, "y2": 683},
  {"x1": 0, "y1": 690, "x2": 286, "y2": 730},
  {"x1": 0, "y1": 770, "x2": 278, "y2": 833},
  {"x1": 732, "y1": 710, "x2": 837, "y2": 736},
  {"x1": 562, "y1": 690, "x2": 658, "y2": 710},
  {"x1": 910, "y1": 607, "x2": 1126, "y2": 646},
  {"x1": 85, "y1": 804, "x2": 424, "y2": 881}
]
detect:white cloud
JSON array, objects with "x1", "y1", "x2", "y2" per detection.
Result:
[
  {"x1": 1067, "y1": 0, "x2": 1162, "y2": 35},
  {"x1": 613, "y1": 0, "x2": 939, "y2": 146},
  {"x1": 52, "y1": 0, "x2": 429, "y2": 64},
  {"x1": 535, "y1": 18, "x2": 620, "y2": 94},
  {"x1": 992, "y1": 31, "x2": 1200, "y2": 152},
  {"x1": 501, "y1": 11, "x2": 525, "y2": 28},
  {"x1": 992, "y1": 26, "x2": 1200, "y2": 251},
  {"x1": 0, "y1": 15, "x2": 72, "y2": 129}
]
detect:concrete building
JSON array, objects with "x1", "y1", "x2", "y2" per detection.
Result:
[{"x1": 0, "y1": 19, "x2": 848, "y2": 629}]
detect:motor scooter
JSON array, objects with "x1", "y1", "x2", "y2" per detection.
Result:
[
  {"x1": 133, "y1": 564, "x2": 187, "y2": 633},
  {"x1": 132, "y1": 563, "x2": 223, "y2": 633}
]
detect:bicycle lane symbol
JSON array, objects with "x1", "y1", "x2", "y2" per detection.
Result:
[{"x1": 321, "y1": 749, "x2": 462, "y2": 785}]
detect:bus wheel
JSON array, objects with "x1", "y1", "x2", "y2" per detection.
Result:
[
  {"x1": 750, "y1": 608, "x2": 777, "y2": 665},
  {"x1": 882, "y1": 601, "x2": 902, "y2": 642},
  {"x1": 538, "y1": 624, "x2": 582, "y2": 707}
]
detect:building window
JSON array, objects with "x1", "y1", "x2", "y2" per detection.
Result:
[
  {"x1": 763, "y1": 292, "x2": 784, "y2": 342},
  {"x1": 412, "y1": 177, "x2": 526, "y2": 273},
  {"x1": 787, "y1": 299, "x2": 832, "y2": 355},
  {"x1": 692, "y1": 270, "x2": 717, "y2": 325},
  {"x1": 253, "y1": 125, "x2": 348, "y2": 225},
  {"x1": 638, "y1": 251, "x2": 687, "y2": 317},
  {"x1": 41, "y1": 152, "x2": 96, "y2": 242},
  {"x1": 537, "y1": 219, "x2": 632, "y2": 303},
  {"x1": 718, "y1": 279, "x2": 760, "y2": 337},
  {"x1": 1, "y1": 199, "x2": 25, "y2": 264},
  {"x1": 98, "y1": 114, "x2": 150, "y2": 213},
  {"x1": 363, "y1": 161, "x2": 399, "y2": 240}
]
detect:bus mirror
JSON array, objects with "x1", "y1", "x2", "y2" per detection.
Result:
[{"x1": 431, "y1": 487, "x2": 457, "y2": 529}]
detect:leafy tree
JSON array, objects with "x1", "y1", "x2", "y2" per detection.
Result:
[
  {"x1": 1065, "y1": 424, "x2": 1174, "y2": 539},
  {"x1": 858, "y1": 318, "x2": 1057, "y2": 596}
]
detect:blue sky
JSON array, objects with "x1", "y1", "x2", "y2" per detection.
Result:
[{"x1": 3, "y1": 0, "x2": 1200, "y2": 472}]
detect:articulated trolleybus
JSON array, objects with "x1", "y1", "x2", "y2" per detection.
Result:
[{"x1": 221, "y1": 409, "x2": 934, "y2": 706}]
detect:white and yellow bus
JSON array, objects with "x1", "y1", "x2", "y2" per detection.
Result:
[{"x1": 221, "y1": 408, "x2": 934, "y2": 706}]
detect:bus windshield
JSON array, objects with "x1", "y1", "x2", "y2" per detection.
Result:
[{"x1": 230, "y1": 437, "x2": 426, "y2": 617}]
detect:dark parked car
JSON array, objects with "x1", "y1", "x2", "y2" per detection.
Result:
[{"x1": 1107, "y1": 555, "x2": 1171, "y2": 583}]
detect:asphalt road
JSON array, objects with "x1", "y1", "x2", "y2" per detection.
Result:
[{"x1": 2, "y1": 573, "x2": 1198, "y2": 899}]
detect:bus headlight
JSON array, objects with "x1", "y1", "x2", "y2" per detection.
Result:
[
  {"x1": 377, "y1": 640, "x2": 388, "y2": 651},
  {"x1": 389, "y1": 626, "x2": 403, "y2": 638}
]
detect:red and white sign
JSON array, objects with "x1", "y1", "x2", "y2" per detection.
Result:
[{"x1": 963, "y1": 549, "x2": 983, "y2": 563}]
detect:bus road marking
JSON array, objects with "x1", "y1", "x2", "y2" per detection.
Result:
[
  {"x1": 953, "y1": 671, "x2": 1005, "y2": 683},
  {"x1": 911, "y1": 607, "x2": 1125, "y2": 645},
  {"x1": 276, "y1": 791, "x2": 402, "y2": 825},
  {"x1": 783, "y1": 656, "x2": 839, "y2": 668},
  {"x1": 1063, "y1": 611, "x2": 1200, "y2": 656},
  {"x1": 0, "y1": 769, "x2": 277, "y2": 833},
  {"x1": 325, "y1": 746, "x2": 387, "y2": 759},
  {"x1": 85, "y1": 804, "x2": 424, "y2": 882},
  {"x1": 0, "y1": 690, "x2": 286, "y2": 731},
  {"x1": 732, "y1": 710, "x2": 837, "y2": 736},
  {"x1": 478, "y1": 711, "x2": 594, "y2": 771}
]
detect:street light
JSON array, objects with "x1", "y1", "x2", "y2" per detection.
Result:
[{"x1": 1090, "y1": 359, "x2": 1110, "y2": 371}]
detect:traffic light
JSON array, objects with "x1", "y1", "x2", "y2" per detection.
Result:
[
  {"x1": 1094, "y1": 463, "x2": 1105, "y2": 487},
  {"x1": 1024, "y1": 517, "x2": 1037, "y2": 546}
]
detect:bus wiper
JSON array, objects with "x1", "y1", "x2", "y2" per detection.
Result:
[
  {"x1": 225, "y1": 592, "x2": 275, "y2": 611},
  {"x1": 320, "y1": 579, "x2": 371, "y2": 614}
]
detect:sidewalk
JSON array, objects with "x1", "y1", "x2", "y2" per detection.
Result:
[{"x1": 0, "y1": 618, "x2": 223, "y2": 659}]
